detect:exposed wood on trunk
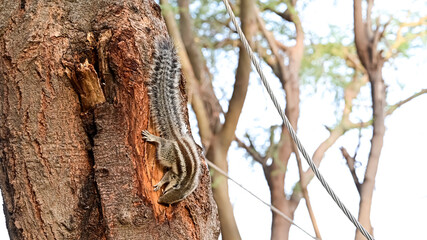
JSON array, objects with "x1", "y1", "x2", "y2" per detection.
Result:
[
  {"x1": 69, "y1": 58, "x2": 106, "y2": 111},
  {"x1": 0, "y1": 1, "x2": 219, "y2": 239}
]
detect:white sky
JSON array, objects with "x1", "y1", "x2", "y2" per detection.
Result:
[{"x1": 0, "y1": 0, "x2": 425, "y2": 239}]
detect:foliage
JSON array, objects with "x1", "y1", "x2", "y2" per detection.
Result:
[
  {"x1": 384, "y1": 16, "x2": 427, "y2": 58},
  {"x1": 301, "y1": 25, "x2": 354, "y2": 86}
]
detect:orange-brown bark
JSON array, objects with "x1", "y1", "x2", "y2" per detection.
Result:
[{"x1": 0, "y1": 1, "x2": 219, "y2": 239}]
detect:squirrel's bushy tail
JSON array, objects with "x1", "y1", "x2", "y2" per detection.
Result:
[{"x1": 147, "y1": 37, "x2": 186, "y2": 138}]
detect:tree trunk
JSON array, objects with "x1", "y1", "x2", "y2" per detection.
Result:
[
  {"x1": 206, "y1": 0, "x2": 257, "y2": 239},
  {"x1": 0, "y1": 1, "x2": 219, "y2": 239},
  {"x1": 264, "y1": 3, "x2": 304, "y2": 240},
  {"x1": 267, "y1": 55, "x2": 301, "y2": 240},
  {"x1": 355, "y1": 69, "x2": 385, "y2": 240},
  {"x1": 353, "y1": 0, "x2": 386, "y2": 238}
]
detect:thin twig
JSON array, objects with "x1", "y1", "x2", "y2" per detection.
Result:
[
  {"x1": 294, "y1": 143, "x2": 322, "y2": 239},
  {"x1": 386, "y1": 89, "x2": 427, "y2": 115},
  {"x1": 340, "y1": 147, "x2": 361, "y2": 193},
  {"x1": 235, "y1": 136, "x2": 266, "y2": 165}
]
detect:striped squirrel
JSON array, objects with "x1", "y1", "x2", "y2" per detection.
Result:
[{"x1": 142, "y1": 36, "x2": 201, "y2": 205}]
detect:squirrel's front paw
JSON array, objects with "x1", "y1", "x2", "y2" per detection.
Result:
[{"x1": 142, "y1": 130, "x2": 154, "y2": 141}]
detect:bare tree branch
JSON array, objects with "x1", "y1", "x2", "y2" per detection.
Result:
[
  {"x1": 386, "y1": 89, "x2": 427, "y2": 115},
  {"x1": 344, "y1": 52, "x2": 365, "y2": 73},
  {"x1": 353, "y1": 126, "x2": 363, "y2": 160},
  {"x1": 255, "y1": 6, "x2": 288, "y2": 81},
  {"x1": 293, "y1": 144, "x2": 322, "y2": 239},
  {"x1": 303, "y1": 72, "x2": 368, "y2": 183},
  {"x1": 340, "y1": 147, "x2": 361, "y2": 193},
  {"x1": 347, "y1": 88, "x2": 427, "y2": 129},
  {"x1": 354, "y1": 0, "x2": 370, "y2": 67},
  {"x1": 235, "y1": 137, "x2": 266, "y2": 165},
  {"x1": 379, "y1": 18, "x2": 392, "y2": 41},
  {"x1": 210, "y1": 38, "x2": 240, "y2": 49},
  {"x1": 366, "y1": 0, "x2": 374, "y2": 39},
  {"x1": 275, "y1": 40, "x2": 289, "y2": 52}
]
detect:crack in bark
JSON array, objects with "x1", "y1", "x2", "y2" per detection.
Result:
[
  {"x1": 184, "y1": 205, "x2": 198, "y2": 239},
  {"x1": 22, "y1": 160, "x2": 50, "y2": 239},
  {"x1": 77, "y1": 156, "x2": 106, "y2": 240},
  {"x1": 31, "y1": 139, "x2": 52, "y2": 176}
]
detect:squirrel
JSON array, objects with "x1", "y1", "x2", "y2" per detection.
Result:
[{"x1": 142, "y1": 36, "x2": 201, "y2": 205}]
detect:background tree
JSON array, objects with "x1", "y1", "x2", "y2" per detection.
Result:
[
  {"x1": 0, "y1": 0, "x2": 219, "y2": 239},
  {"x1": 351, "y1": 0, "x2": 426, "y2": 238},
  {"x1": 161, "y1": 0, "x2": 426, "y2": 239}
]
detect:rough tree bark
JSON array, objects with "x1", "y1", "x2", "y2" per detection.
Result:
[{"x1": 0, "y1": 1, "x2": 219, "y2": 239}]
